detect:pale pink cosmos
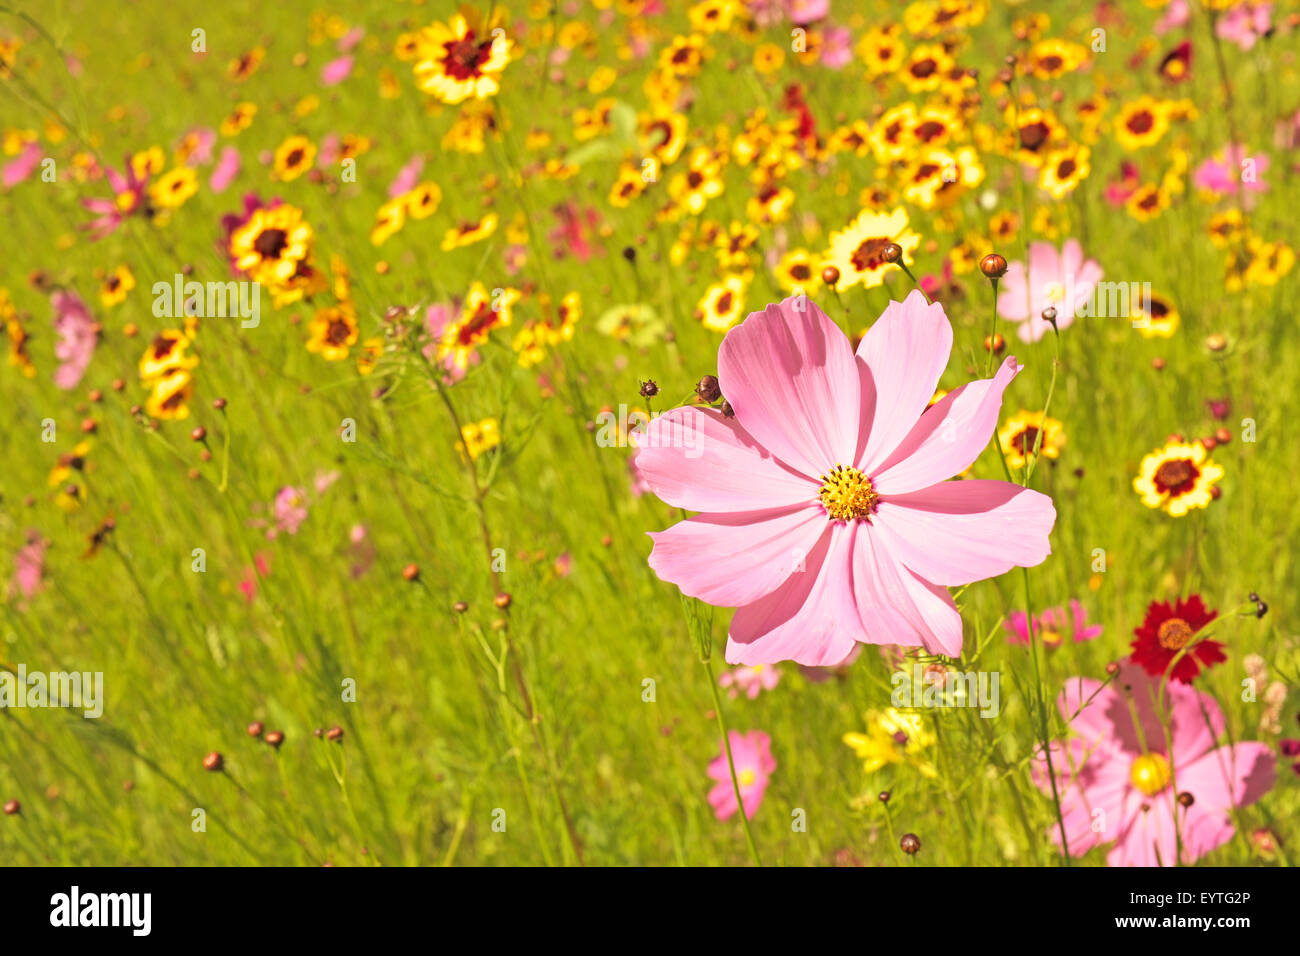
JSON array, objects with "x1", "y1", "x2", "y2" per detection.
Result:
[
  {"x1": 337, "y1": 26, "x2": 365, "y2": 53},
  {"x1": 719, "y1": 664, "x2": 781, "y2": 700},
  {"x1": 1155, "y1": 0, "x2": 1190, "y2": 33},
  {"x1": 707, "y1": 730, "x2": 775, "y2": 821},
  {"x1": 1004, "y1": 599, "x2": 1101, "y2": 647},
  {"x1": 321, "y1": 55, "x2": 354, "y2": 86},
  {"x1": 799, "y1": 643, "x2": 861, "y2": 683},
  {"x1": 3, "y1": 141, "x2": 42, "y2": 190},
  {"x1": 271, "y1": 486, "x2": 310, "y2": 537},
  {"x1": 1193, "y1": 144, "x2": 1269, "y2": 196},
  {"x1": 786, "y1": 0, "x2": 830, "y2": 25},
  {"x1": 210, "y1": 146, "x2": 241, "y2": 193},
  {"x1": 636, "y1": 292, "x2": 1055, "y2": 666},
  {"x1": 389, "y1": 155, "x2": 425, "y2": 197},
  {"x1": 997, "y1": 240, "x2": 1103, "y2": 342},
  {"x1": 51, "y1": 289, "x2": 97, "y2": 389},
  {"x1": 80, "y1": 154, "x2": 149, "y2": 240},
  {"x1": 1216, "y1": 2, "x2": 1272, "y2": 51},
  {"x1": 1035, "y1": 664, "x2": 1274, "y2": 866},
  {"x1": 820, "y1": 25, "x2": 854, "y2": 69},
  {"x1": 10, "y1": 531, "x2": 47, "y2": 601}
]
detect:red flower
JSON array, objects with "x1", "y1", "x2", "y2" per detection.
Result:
[{"x1": 1130, "y1": 594, "x2": 1225, "y2": 684}]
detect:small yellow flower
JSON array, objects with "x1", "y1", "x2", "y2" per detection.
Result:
[
  {"x1": 99, "y1": 266, "x2": 135, "y2": 307},
  {"x1": 150, "y1": 167, "x2": 198, "y2": 209},
  {"x1": 458, "y1": 418, "x2": 501, "y2": 461},
  {"x1": 843, "y1": 709, "x2": 938, "y2": 779},
  {"x1": 998, "y1": 410, "x2": 1065, "y2": 469}
]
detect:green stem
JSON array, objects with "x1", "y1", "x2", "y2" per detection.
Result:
[{"x1": 704, "y1": 656, "x2": 763, "y2": 866}]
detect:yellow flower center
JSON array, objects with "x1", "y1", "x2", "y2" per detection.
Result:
[
  {"x1": 818, "y1": 464, "x2": 878, "y2": 521},
  {"x1": 738, "y1": 769, "x2": 756, "y2": 787},
  {"x1": 1130, "y1": 753, "x2": 1171, "y2": 796},
  {"x1": 1157, "y1": 617, "x2": 1194, "y2": 651},
  {"x1": 1043, "y1": 281, "x2": 1065, "y2": 302}
]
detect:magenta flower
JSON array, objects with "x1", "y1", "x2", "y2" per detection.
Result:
[
  {"x1": 52, "y1": 289, "x2": 97, "y2": 390},
  {"x1": 708, "y1": 730, "x2": 775, "y2": 821},
  {"x1": 80, "y1": 154, "x2": 149, "y2": 240},
  {"x1": 1193, "y1": 144, "x2": 1269, "y2": 196},
  {"x1": 997, "y1": 240, "x2": 1103, "y2": 342},
  {"x1": 321, "y1": 55, "x2": 354, "y2": 87},
  {"x1": 636, "y1": 292, "x2": 1055, "y2": 665},
  {"x1": 1034, "y1": 664, "x2": 1274, "y2": 866},
  {"x1": 719, "y1": 664, "x2": 781, "y2": 700},
  {"x1": 1005, "y1": 599, "x2": 1101, "y2": 647},
  {"x1": 10, "y1": 531, "x2": 47, "y2": 601}
]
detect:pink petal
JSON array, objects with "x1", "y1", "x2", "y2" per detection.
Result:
[
  {"x1": 1177, "y1": 743, "x2": 1275, "y2": 860},
  {"x1": 870, "y1": 357, "x2": 1021, "y2": 494},
  {"x1": 725, "y1": 527, "x2": 860, "y2": 666},
  {"x1": 321, "y1": 55, "x2": 354, "y2": 86},
  {"x1": 647, "y1": 506, "x2": 828, "y2": 607},
  {"x1": 718, "y1": 296, "x2": 859, "y2": 479},
  {"x1": 857, "y1": 291, "x2": 954, "y2": 472},
  {"x1": 851, "y1": 523, "x2": 962, "y2": 656},
  {"x1": 635, "y1": 406, "x2": 816, "y2": 513},
  {"x1": 871, "y1": 480, "x2": 1055, "y2": 585}
]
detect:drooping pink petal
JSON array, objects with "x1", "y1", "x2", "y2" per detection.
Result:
[
  {"x1": 726, "y1": 528, "x2": 860, "y2": 666},
  {"x1": 869, "y1": 357, "x2": 1021, "y2": 494},
  {"x1": 648, "y1": 506, "x2": 828, "y2": 607},
  {"x1": 851, "y1": 523, "x2": 962, "y2": 656},
  {"x1": 856, "y1": 290, "x2": 954, "y2": 472},
  {"x1": 635, "y1": 406, "x2": 816, "y2": 513},
  {"x1": 870, "y1": 480, "x2": 1055, "y2": 585},
  {"x1": 718, "y1": 296, "x2": 859, "y2": 479}
]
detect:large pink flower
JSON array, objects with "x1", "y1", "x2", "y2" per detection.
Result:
[
  {"x1": 1034, "y1": 664, "x2": 1274, "y2": 866},
  {"x1": 635, "y1": 291, "x2": 1055, "y2": 665},
  {"x1": 997, "y1": 240, "x2": 1102, "y2": 342},
  {"x1": 707, "y1": 730, "x2": 775, "y2": 821}
]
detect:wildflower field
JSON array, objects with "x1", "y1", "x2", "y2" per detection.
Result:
[{"x1": 1, "y1": 0, "x2": 1298, "y2": 870}]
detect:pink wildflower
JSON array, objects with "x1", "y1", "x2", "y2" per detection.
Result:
[
  {"x1": 997, "y1": 240, "x2": 1103, "y2": 342},
  {"x1": 51, "y1": 289, "x2": 97, "y2": 390},
  {"x1": 707, "y1": 730, "x2": 776, "y2": 821},
  {"x1": 1035, "y1": 664, "x2": 1274, "y2": 866},
  {"x1": 719, "y1": 664, "x2": 781, "y2": 700}
]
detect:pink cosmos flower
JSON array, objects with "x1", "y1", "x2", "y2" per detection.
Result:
[
  {"x1": 1004, "y1": 599, "x2": 1101, "y2": 647},
  {"x1": 636, "y1": 292, "x2": 1055, "y2": 665},
  {"x1": 707, "y1": 730, "x2": 776, "y2": 821},
  {"x1": 80, "y1": 154, "x2": 149, "y2": 240},
  {"x1": 321, "y1": 55, "x2": 354, "y2": 86},
  {"x1": 271, "y1": 486, "x2": 310, "y2": 537},
  {"x1": 719, "y1": 664, "x2": 781, "y2": 700},
  {"x1": 786, "y1": 0, "x2": 830, "y2": 25},
  {"x1": 1216, "y1": 2, "x2": 1272, "y2": 51},
  {"x1": 389, "y1": 155, "x2": 425, "y2": 197},
  {"x1": 997, "y1": 240, "x2": 1103, "y2": 342},
  {"x1": 1036, "y1": 664, "x2": 1274, "y2": 866},
  {"x1": 1155, "y1": 0, "x2": 1190, "y2": 34},
  {"x1": 820, "y1": 25, "x2": 854, "y2": 70},
  {"x1": 1193, "y1": 144, "x2": 1269, "y2": 196},
  {"x1": 423, "y1": 303, "x2": 472, "y2": 383},
  {"x1": 337, "y1": 26, "x2": 365, "y2": 53},
  {"x1": 3, "y1": 141, "x2": 42, "y2": 190},
  {"x1": 10, "y1": 531, "x2": 47, "y2": 601},
  {"x1": 798, "y1": 643, "x2": 861, "y2": 683},
  {"x1": 210, "y1": 146, "x2": 240, "y2": 193},
  {"x1": 349, "y1": 524, "x2": 375, "y2": 579},
  {"x1": 52, "y1": 289, "x2": 97, "y2": 389}
]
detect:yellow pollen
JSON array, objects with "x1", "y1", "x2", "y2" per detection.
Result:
[
  {"x1": 818, "y1": 464, "x2": 878, "y2": 521},
  {"x1": 1157, "y1": 618, "x2": 1193, "y2": 651},
  {"x1": 738, "y1": 769, "x2": 756, "y2": 787},
  {"x1": 1130, "y1": 752, "x2": 1171, "y2": 796},
  {"x1": 1043, "y1": 281, "x2": 1065, "y2": 302}
]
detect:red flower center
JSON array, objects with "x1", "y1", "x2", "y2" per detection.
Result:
[{"x1": 1153, "y1": 457, "x2": 1198, "y2": 496}]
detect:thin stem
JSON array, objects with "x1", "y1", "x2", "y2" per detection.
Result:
[{"x1": 704, "y1": 657, "x2": 763, "y2": 866}]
